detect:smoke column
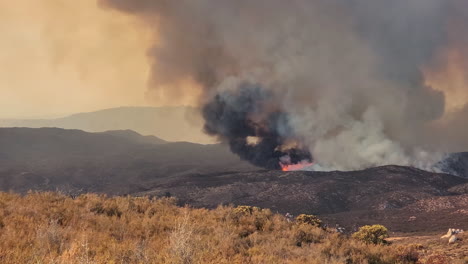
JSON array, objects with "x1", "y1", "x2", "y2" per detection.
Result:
[{"x1": 100, "y1": 0, "x2": 468, "y2": 170}]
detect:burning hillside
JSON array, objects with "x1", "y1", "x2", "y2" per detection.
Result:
[{"x1": 100, "y1": 0, "x2": 468, "y2": 171}]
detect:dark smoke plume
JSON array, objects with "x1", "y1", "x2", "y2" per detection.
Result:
[
  {"x1": 202, "y1": 83, "x2": 311, "y2": 169},
  {"x1": 100, "y1": 0, "x2": 468, "y2": 170}
]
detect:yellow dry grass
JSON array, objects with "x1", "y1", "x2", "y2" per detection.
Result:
[{"x1": 0, "y1": 192, "x2": 458, "y2": 264}]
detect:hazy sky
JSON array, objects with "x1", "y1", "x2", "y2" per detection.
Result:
[
  {"x1": 0, "y1": 0, "x2": 157, "y2": 118},
  {"x1": 2, "y1": 0, "x2": 467, "y2": 121}
]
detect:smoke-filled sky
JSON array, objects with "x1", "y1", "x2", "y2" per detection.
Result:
[
  {"x1": 0, "y1": 0, "x2": 201, "y2": 119},
  {"x1": 98, "y1": 0, "x2": 468, "y2": 170},
  {"x1": 3, "y1": 0, "x2": 468, "y2": 170}
]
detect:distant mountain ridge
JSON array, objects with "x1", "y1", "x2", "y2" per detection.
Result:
[
  {"x1": 0, "y1": 106, "x2": 215, "y2": 144},
  {"x1": 435, "y1": 152, "x2": 468, "y2": 178},
  {"x1": 99, "y1": 129, "x2": 167, "y2": 145}
]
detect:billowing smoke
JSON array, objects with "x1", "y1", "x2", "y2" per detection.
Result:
[
  {"x1": 202, "y1": 82, "x2": 311, "y2": 169},
  {"x1": 99, "y1": 0, "x2": 468, "y2": 171}
]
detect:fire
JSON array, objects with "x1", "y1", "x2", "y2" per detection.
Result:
[{"x1": 281, "y1": 161, "x2": 314, "y2": 171}]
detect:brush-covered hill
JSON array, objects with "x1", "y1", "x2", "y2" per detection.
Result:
[{"x1": 0, "y1": 127, "x2": 255, "y2": 194}]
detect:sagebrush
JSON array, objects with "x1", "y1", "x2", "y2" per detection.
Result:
[{"x1": 0, "y1": 192, "x2": 429, "y2": 263}]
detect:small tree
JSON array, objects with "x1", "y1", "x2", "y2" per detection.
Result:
[{"x1": 352, "y1": 225, "x2": 389, "y2": 245}]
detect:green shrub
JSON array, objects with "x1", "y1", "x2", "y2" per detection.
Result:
[
  {"x1": 352, "y1": 225, "x2": 389, "y2": 245},
  {"x1": 295, "y1": 214, "x2": 323, "y2": 228}
]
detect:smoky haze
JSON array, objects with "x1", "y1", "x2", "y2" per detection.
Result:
[
  {"x1": 100, "y1": 0, "x2": 468, "y2": 170},
  {"x1": 0, "y1": 0, "x2": 151, "y2": 118}
]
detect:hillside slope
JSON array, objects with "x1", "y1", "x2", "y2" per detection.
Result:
[
  {"x1": 136, "y1": 166, "x2": 468, "y2": 233},
  {"x1": 0, "y1": 128, "x2": 255, "y2": 194}
]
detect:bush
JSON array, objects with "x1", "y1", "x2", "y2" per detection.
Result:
[
  {"x1": 295, "y1": 214, "x2": 323, "y2": 228},
  {"x1": 395, "y1": 244, "x2": 423, "y2": 263},
  {"x1": 90, "y1": 202, "x2": 123, "y2": 217},
  {"x1": 352, "y1": 225, "x2": 389, "y2": 245},
  {"x1": 233, "y1": 205, "x2": 261, "y2": 216},
  {"x1": 294, "y1": 225, "x2": 324, "y2": 246}
]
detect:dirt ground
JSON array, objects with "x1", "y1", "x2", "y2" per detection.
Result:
[{"x1": 389, "y1": 232, "x2": 468, "y2": 263}]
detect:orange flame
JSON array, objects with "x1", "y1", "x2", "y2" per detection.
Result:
[{"x1": 281, "y1": 161, "x2": 314, "y2": 171}]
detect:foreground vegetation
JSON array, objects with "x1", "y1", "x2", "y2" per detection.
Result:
[{"x1": 0, "y1": 192, "x2": 461, "y2": 263}]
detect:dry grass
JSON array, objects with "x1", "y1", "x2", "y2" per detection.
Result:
[
  {"x1": 0, "y1": 192, "x2": 458, "y2": 264},
  {"x1": 390, "y1": 234, "x2": 468, "y2": 264}
]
